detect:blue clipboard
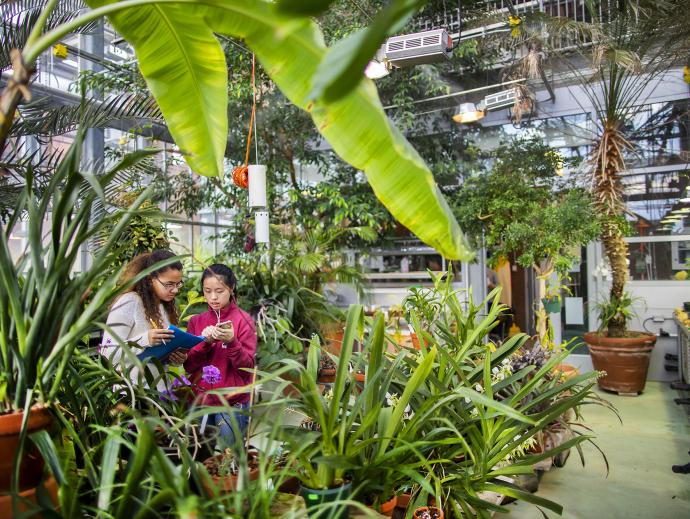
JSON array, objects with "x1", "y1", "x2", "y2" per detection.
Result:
[{"x1": 136, "y1": 325, "x2": 205, "y2": 361}]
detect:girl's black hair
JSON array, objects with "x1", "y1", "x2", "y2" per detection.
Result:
[
  {"x1": 125, "y1": 249, "x2": 183, "y2": 326},
  {"x1": 201, "y1": 264, "x2": 237, "y2": 293}
]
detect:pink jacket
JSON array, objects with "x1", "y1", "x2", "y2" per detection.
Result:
[{"x1": 184, "y1": 301, "x2": 256, "y2": 406}]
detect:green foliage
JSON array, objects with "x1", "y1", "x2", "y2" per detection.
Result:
[
  {"x1": 452, "y1": 137, "x2": 600, "y2": 275},
  {"x1": 84, "y1": 0, "x2": 229, "y2": 178},
  {"x1": 0, "y1": 130, "x2": 174, "y2": 412},
  {"x1": 594, "y1": 291, "x2": 640, "y2": 334}
]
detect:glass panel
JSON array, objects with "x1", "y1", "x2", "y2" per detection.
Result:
[
  {"x1": 193, "y1": 224, "x2": 218, "y2": 261},
  {"x1": 628, "y1": 240, "x2": 690, "y2": 281},
  {"x1": 168, "y1": 223, "x2": 192, "y2": 256}
]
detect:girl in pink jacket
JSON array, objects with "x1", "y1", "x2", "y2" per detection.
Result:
[{"x1": 184, "y1": 264, "x2": 256, "y2": 448}]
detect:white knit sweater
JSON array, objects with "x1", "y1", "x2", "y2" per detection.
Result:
[{"x1": 101, "y1": 291, "x2": 172, "y2": 368}]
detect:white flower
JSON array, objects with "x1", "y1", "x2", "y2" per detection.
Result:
[
  {"x1": 475, "y1": 384, "x2": 483, "y2": 393},
  {"x1": 502, "y1": 358, "x2": 511, "y2": 366},
  {"x1": 492, "y1": 367, "x2": 500, "y2": 374},
  {"x1": 464, "y1": 397, "x2": 471, "y2": 404}
]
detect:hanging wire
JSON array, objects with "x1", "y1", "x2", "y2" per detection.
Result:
[{"x1": 231, "y1": 53, "x2": 257, "y2": 189}]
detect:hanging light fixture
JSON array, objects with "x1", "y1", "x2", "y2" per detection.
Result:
[
  {"x1": 364, "y1": 59, "x2": 391, "y2": 79},
  {"x1": 452, "y1": 102, "x2": 485, "y2": 124}
]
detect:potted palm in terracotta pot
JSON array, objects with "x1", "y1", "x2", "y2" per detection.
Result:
[{"x1": 585, "y1": 293, "x2": 656, "y2": 394}]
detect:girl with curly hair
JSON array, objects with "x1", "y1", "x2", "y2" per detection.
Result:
[{"x1": 101, "y1": 249, "x2": 187, "y2": 368}]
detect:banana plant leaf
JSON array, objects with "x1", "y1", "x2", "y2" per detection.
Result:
[
  {"x1": 87, "y1": 0, "x2": 472, "y2": 260},
  {"x1": 84, "y1": 0, "x2": 228, "y2": 178}
]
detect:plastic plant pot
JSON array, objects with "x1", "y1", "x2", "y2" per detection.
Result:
[
  {"x1": 541, "y1": 296, "x2": 561, "y2": 314},
  {"x1": 299, "y1": 481, "x2": 352, "y2": 519}
]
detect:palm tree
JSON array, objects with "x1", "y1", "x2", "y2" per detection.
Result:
[
  {"x1": 463, "y1": 0, "x2": 690, "y2": 336},
  {"x1": 561, "y1": 1, "x2": 687, "y2": 336}
]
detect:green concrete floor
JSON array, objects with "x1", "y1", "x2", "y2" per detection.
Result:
[{"x1": 499, "y1": 382, "x2": 690, "y2": 519}]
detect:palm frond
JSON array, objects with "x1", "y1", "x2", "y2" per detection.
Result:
[
  {"x1": 1, "y1": 1, "x2": 97, "y2": 71},
  {"x1": 11, "y1": 92, "x2": 162, "y2": 138}
]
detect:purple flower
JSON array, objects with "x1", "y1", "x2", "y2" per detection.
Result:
[
  {"x1": 161, "y1": 389, "x2": 178, "y2": 402},
  {"x1": 171, "y1": 375, "x2": 191, "y2": 388},
  {"x1": 201, "y1": 365, "x2": 221, "y2": 385}
]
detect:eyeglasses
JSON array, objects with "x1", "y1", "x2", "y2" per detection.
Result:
[{"x1": 154, "y1": 277, "x2": 184, "y2": 290}]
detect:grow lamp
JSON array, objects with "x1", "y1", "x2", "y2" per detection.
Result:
[
  {"x1": 452, "y1": 102, "x2": 485, "y2": 124},
  {"x1": 364, "y1": 59, "x2": 391, "y2": 79}
]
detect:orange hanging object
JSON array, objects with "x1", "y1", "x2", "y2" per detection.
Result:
[
  {"x1": 232, "y1": 54, "x2": 257, "y2": 190},
  {"x1": 232, "y1": 165, "x2": 249, "y2": 189}
]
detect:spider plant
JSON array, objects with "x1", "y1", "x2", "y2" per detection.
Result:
[
  {"x1": 0, "y1": 128, "x2": 178, "y2": 415},
  {"x1": 399, "y1": 274, "x2": 611, "y2": 517}
]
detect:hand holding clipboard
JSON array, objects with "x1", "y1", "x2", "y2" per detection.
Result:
[{"x1": 137, "y1": 325, "x2": 205, "y2": 361}]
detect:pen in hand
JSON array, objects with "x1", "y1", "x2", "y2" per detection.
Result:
[{"x1": 149, "y1": 320, "x2": 173, "y2": 346}]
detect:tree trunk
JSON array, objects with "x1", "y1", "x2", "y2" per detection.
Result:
[
  {"x1": 601, "y1": 221, "x2": 628, "y2": 337},
  {"x1": 534, "y1": 259, "x2": 554, "y2": 347},
  {"x1": 591, "y1": 123, "x2": 629, "y2": 338}
]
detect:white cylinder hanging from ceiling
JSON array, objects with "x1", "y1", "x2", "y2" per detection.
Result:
[
  {"x1": 248, "y1": 164, "x2": 267, "y2": 208},
  {"x1": 255, "y1": 211, "x2": 270, "y2": 244}
]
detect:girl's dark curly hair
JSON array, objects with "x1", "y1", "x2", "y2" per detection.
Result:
[{"x1": 121, "y1": 250, "x2": 183, "y2": 327}]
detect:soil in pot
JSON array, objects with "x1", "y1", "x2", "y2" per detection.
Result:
[
  {"x1": 202, "y1": 449, "x2": 260, "y2": 495},
  {"x1": 300, "y1": 481, "x2": 352, "y2": 519},
  {"x1": 317, "y1": 354, "x2": 337, "y2": 383},
  {"x1": 584, "y1": 331, "x2": 656, "y2": 394},
  {"x1": 413, "y1": 506, "x2": 443, "y2": 519},
  {"x1": 0, "y1": 406, "x2": 53, "y2": 493}
]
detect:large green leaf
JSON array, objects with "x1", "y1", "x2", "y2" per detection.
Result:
[
  {"x1": 204, "y1": 0, "x2": 473, "y2": 260},
  {"x1": 84, "y1": 0, "x2": 471, "y2": 258},
  {"x1": 84, "y1": 0, "x2": 228, "y2": 178}
]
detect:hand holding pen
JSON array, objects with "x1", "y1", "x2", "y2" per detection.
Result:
[{"x1": 147, "y1": 320, "x2": 174, "y2": 346}]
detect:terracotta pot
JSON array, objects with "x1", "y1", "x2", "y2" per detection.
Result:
[
  {"x1": 280, "y1": 372, "x2": 302, "y2": 398},
  {"x1": 201, "y1": 452, "x2": 260, "y2": 496},
  {"x1": 373, "y1": 495, "x2": 397, "y2": 517},
  {"x1": 0, "y1": 406, "x2": 53, "y2": 493},
  {"x1": 413, "y1": 506, "x2": 444, "y2": 519},
  {"x1": 396, "y1": 492, "x2": 412, "y2": 510},
  {"x1": 0, "y1": 475, "x2": 58, "y2": 518},
  {"x1": 317, "y1": 369, "x2": 336, "y2": 384},
  {"x1": 584, "y1": 332, "x2": 656, "y2": 394},
  {"x1": 410, "y1": 333, "x2": 427, "y2": 350},
  {"x1": 552, "y1": 363, "x2": 579, "y2": 381},
  {"x1": 323, "y1": 325, "x2": 345, "y2": 356}
]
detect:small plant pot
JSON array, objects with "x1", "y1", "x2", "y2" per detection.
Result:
[
  {"x1": 0, "y1": 475, "x2": 58, "y2": 518},
  {"x1": 377, "y1": 495, "x2": 398, "y2": 517},
  {"x1": 541, "y1": 296, "x2": 561, "y2": 314},
  {"x1": 300, "y1": 481, "x2": 352, "y2": 519},
  {"x1": 317, "y1": 369, "x2": 336, "y2": 384},
  {"x1": 413, "y1": 506, "x2": 444, "y2": 519},
  {"x1": 396, "y1": 493, "x2": 412, "y2": 510},
  {"x1": 410, "y1": 333, "x2": 429, "y2": 350},
  {"x1": 201, "y1": 451, "x2": 260, "y2": 496}
]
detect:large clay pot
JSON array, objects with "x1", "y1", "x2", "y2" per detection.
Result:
[
  {"x1": 0, "y1": 406, "x2": 53, "y2": 493},
  {"x1": 584, "y1": 332, "x2": 656, "y2": 394}
]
